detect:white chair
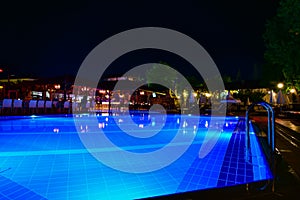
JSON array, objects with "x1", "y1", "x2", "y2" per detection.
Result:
[
  {"x1": 2, "y1": 99, "x2": 13, "y2": 114},
  {"x1": 72, "y1": 102, "x2": 79, "y2": 112},
  {"x1": 64, "y1": 101, "x2": 70, "y2": 113},
  {"x1": 29, "y1": 100, "x2": 37, "y2": 113},
  {"x1": 45, "y1": 101, "x2": 53, "y2": 113},
  {"x1": 85, "y1": 101, "x2": 91, "y2": 111},
  {"x1": 13, "y1": 99, "x2": 23, "y2": 114},
  {"x1": 37, "y1": 100, "x2": 45, "y2": 113}
]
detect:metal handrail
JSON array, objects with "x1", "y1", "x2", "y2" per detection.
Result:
[{"x1": 245, "y1": 101, "x2": 276, "y2": 192}]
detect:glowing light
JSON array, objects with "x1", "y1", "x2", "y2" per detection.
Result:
[
  {"x1": 98, "y1": 123, "x2": 105, "y2": 128},
  {"x1": 205, "y1": 121, "x2": 209, "y2": 128},
  {"x1": 53, "y1": 128, "x2": 59, "y2": 133},
  {"x1": 205, "y1": 93, "x2": 212, "y2": 98},
  {"x1": 138, "y1": 124, "x2": 144, "y2": 128},
  {"x1": 182, "y1": 120, "x2": 188, "y2": 128},
  {"x1": 54, "y1": 84, "x2": 60, "y2": 89},
  {"x1": 290, "y1": 88, "x2": 296, "y2": 93},
  {"x1": 277, "y1": 82, "x2": 284, "y2": 89}
]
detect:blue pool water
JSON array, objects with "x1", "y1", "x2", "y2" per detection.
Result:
[{"x1": 0, "y1": 114, "x2": 272, "y2": 200}]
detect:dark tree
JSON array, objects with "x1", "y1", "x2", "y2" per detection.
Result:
[{"x1": 263, "y1": 0, "x2": 300, "y2": 90}]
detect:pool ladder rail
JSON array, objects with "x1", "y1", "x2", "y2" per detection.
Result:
[{"x1": 245, "y1": 101, "x2": 276, "y2": 192}]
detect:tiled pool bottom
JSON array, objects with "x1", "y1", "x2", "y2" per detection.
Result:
[{"x1": 0, "y1": 115, "x2": 272, "y2": 200}]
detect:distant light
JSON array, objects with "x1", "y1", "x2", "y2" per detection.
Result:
[
  {"x1": 0, "y1": 69, "x2": 3, "y2": 73},
  {"x1": 290, "y1": 88, "x2": 296, "y2": 93},
  {"x1": 277, "y1": 83, "x2": 284, "y2": 89},
  {"x1": 0, "y1": 86, "x2": 3, "y2": 89},
  {"x1": 152, "y1": 92, "x2": 156, "y2": 97},
  {"x1": 54, "y1": 84, "x2": 60, "y2": 89},
  {"x1": 205, "y1": 93, "x2": 212, "y2": 98},
  {"x1": 140, "y1": 91, "x2": 145, "y2": 95}
]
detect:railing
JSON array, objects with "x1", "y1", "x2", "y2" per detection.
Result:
[{"x1": 245, "y1": 101, "x2": 276, "y2": 192}]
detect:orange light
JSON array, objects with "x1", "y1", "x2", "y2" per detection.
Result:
[
  {"x1": 290, "y1": 88, "x2": 296, "y2": 93},
  {"x1": 0, "y1": 69, "x2": 3, "y2": 73}
]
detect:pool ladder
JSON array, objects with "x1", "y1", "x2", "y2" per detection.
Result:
[{"x1": 245, "y1": 101, "x2": 276, "y2": 192}]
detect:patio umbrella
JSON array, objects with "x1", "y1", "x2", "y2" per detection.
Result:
[
  {"x1": 277, "y1": 90, "x2": 286, "y2": 105},
  {"x1": 269, "y1": 90, "x2": 275, "y2": 104},
  {"x1": 189, "y1": 90, "x2": 195, "y2": 103},
  {"x1": 246, "y1": 97, "x2": 251, "y2": 106}
]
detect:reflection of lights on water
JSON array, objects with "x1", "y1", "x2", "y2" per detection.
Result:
[
  {"x1": 98, "y1": 123, "x2": 105, "y2": 129},
  {"x1": 53, "y1": 128, "x2": 59, "y2": 133},
  {"x1": 105, "y1": 117, "x2": 108, "y2": 122},
  {"x1": 31, "y1": 115, "x2": 38, "y2": 118},
  {"x1": 193, "y1": 125, "x2": 197, "y2": 134},
  {"x1": 139, "y1": 124, "x2": 144, "y2": 128},
  {"x1": 177, "y1": 118, "x2": 180, "y2": 124},
  {"x1": 225, "y1": 122, "x2": 229, "y2": 127},
  {"x1": 118, "y1": 119, "x2": 123, "y2": 123},
  {"x1": 152, "y1": 121, "x2": 156, "y2": 126},
  {"x1": 205, "y1": 121, "x2": 209, "y2": 128},
  {"x1": 80, "y1": 125, "x2": 89, "y2": 133},
  {"x1": 182, "y1": 120, "x2": 188, "y2": 128}
]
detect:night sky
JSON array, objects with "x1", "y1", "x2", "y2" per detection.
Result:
[{"x1": 0, "y1": 0, "x2": 278, "y2": 80}]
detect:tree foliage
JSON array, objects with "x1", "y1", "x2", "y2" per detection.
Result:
[{"x1": 263, "y1": 0, "x2": 300, "y2": 90}]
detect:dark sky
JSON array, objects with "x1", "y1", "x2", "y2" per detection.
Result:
[{"x1": 0, "y1": 0, "x2": 278, "y2": 80}]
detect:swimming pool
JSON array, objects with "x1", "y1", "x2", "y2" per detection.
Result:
[{"x1": 0, "y1": 114, "x2": 272, "y2": 199}]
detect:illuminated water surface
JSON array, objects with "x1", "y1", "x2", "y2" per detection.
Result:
[{"x1": 0, "y1": 114, "x2": 272, "y2": 199}]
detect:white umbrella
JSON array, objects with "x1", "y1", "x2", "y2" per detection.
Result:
[
  {"x1": 189, "y1": 90, "x2": 195, "y2": 103},
  {"x1": 277, "y1": 90, "x2": 286, "y2": 105},
  {"x1": 269, "y1": 90, "x2": 275, "y2": 104}
]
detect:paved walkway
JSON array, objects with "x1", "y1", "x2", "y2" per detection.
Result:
[{"x1": 276, "y1": 118, "x2": 300, "y2": 133}]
